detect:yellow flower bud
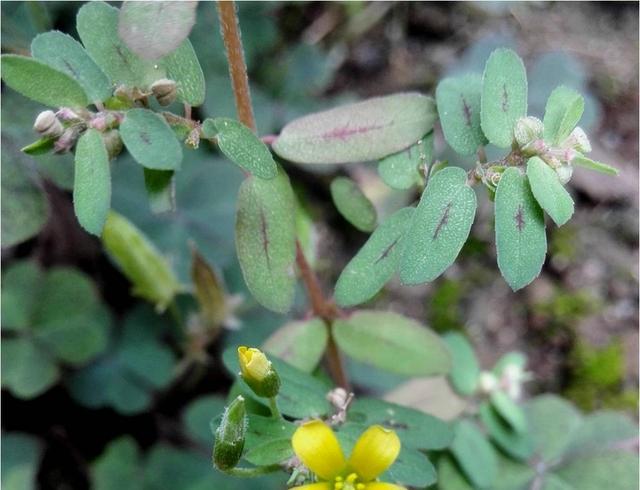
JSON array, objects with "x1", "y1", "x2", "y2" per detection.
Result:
[{"x1": 237, "y1": 346, "x2": 280, "y2": 398}]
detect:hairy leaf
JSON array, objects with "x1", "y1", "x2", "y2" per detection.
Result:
[
  {"x1": 378, "y1": 133, "x2": 431, "y2": 190},
  {"x1": 444, "y1": 332, "x2": 480, "y2": 396},
  {"x1": 451, "y1": 420, "x2": 498, "y2": 489},
  {"x1": 330, "y1": 177, "x2": 377, "y2": 232},
  {"x1": 161, "y1": 40, "x2": 205, "y2": 106},
  {"x1": 526, "y1": 156, "x2": 574, "y2": 226},
  {"x1": 572, "y1": 154, "x2": 619, "y2": 176},
  {"x1": 436, "y1": 74, "x2": 487, "y2": 155},
  {"x1": 143, "y1": 169, "x2": 174, "y2": 214},
  {"x1": 262, "y1": 318, "x2": 328, "y2": 372},
  {"x1": 399, "y1": 167, "x2": 477, "y2": 285},
  {"x1": 543, "y1": 85, "x2": 584, "y2": 145},
  {"x1": 0, "y1": 54, "x2": 88, "y2": 107},
  {"x1": 235, "y1": 167, "x2": 297, "y2": 313},
  {"x1": 273, "y1": 92, "x2": 437, "y2": 164},
  {"x1": 495, "y1": 168, "x2": 546, "y2": 291},
  {"x1": 334, "y1": 207, "x2": 414, "y2": 307},
  {"x1": 481, "y1": 48, "x2": 527, "y2": 148}
]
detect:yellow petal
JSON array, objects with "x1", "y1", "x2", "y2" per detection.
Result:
[
  {"x1": 292, "y1": 420, "x2": 346, "y2": 481},
  {"x1": 348, "y1": 425, "x2": 401, "y2": 481},
  {"x1": 290, "y1": 484, "x2": 332, "y2": 490},
  {"x1": 365, "y1": 483, "x2": 407, "y2": 490},
  {"x1": 237, "y1": 346, "x2": 271, "y2": 381}
]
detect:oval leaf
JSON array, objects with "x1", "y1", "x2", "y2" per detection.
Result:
[
  {"x1": 235, "y1": 167, "x2": 297, "y2": 313},
  {"x1": 495, "y1": 168, "x2": 547, "y2": 291},
  {"x1": 443, "y1": 332, "x2": 480, "y2": 396},
  {"x1": 158, "y1": 39, "x2": 205, "y2": 107},
  {"x1": 526, "y1": 156, "x2": 574, "y2": 226},
  {"x1": 333, "y1": 310, "x2": 451, "y2": 376},
  {"x1": 378, "y1": 133, "x2": 431, "y2": 190},
  {"x1": 572, "y1": 154, "x2": 619, "y2": 176},
  {"x1": 330, "y1": 177, "x2": 377, "y2": 232},
  {"x1": 334, "y1": 207, "x2": 414, "y2": 307},
  {"x1": 490, "y1": 391, "x2": 527, "y2": 434},
  {"x1": 120, "y1": 109, "x2": 182, "y2": 170},
  {"x1": 399, "y1": 167, "x2": 477, "y2": 285},
  {"x1": 481, "y1": 48, "x2": 528, "y2": 148},
  {"x1": 479, "y1": 402, "x2": 533, "y2": 461},
  {"x1": 31, "y1": 31, "x2": 112, "y2": 103},
  {"x1": 436, "y1": 74, "x2": 488, "y2": 155},
  {"x1": 208, "y1": 118, "x2": 277, "y2": 179},
  {"x1": 0, "y1": 54, "x2": 88, "y2": 107},
  {"x1": 118, "y1": 1, "x2": 197, "y2": 60},
  {"x1": 74, "y1": 129, "x2": 111, "y2": 236},
  {"x1": 262, "y1": 318, "x2": 328, "y2": 372},
  {"x1": 451, "y1": 420, "x2": 498, "y2": 489},
  {"x1": 543, "y1": 85, "x2": 584, "y2": 145},
  {"x1": 273, "y1": 92, "x2": 437, "y2": 164}
]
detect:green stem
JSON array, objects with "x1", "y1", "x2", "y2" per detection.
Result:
[
  {"x1": 268, "y1": 397, "x2": 283, "y2": 420},
  {"x1": 220, "y1": 464, "x2": 281, "y2": 478}
]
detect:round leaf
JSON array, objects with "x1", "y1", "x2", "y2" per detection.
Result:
[
  {"x1": 262, "y1": 317, "x2": 328, "y2": 372},
  {"x1": 1, "y1": 338, "x2": 58, "y2": 399},
  {"x1": 526, "y1": 156, "x2": 574, "y2": 226},
  {"x1": 330, "y1": 176, "x2": 377, "y2": 232}
]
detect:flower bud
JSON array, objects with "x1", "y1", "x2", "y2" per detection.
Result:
[
  {"x1": 151, "y1": 78, "x2": 177, "y2": 106},
  {"x1": 478, "y1": 371, "x2": 498, "y2": 394},
  {"x1": 514, "y1": 116, "x2": 544, "y2": 148},
  {"x1": 564, "y1": 127, "x2": 591, "y2": 154},
  {"x1": 34, "y1": 110, "x2": 63, "y2": 138},
  {"x1": 555, "y1": 163, "x2": 573, "y2": 184},
  {"x1": 237, "y1": 346, "x2": 280, "y2": 398},
  {"x1": 213, "y1": 396, "x2": 246, "y2": 470},
  {"x1": 102, "y1": 130, "x2": 123, "y2": 160}
]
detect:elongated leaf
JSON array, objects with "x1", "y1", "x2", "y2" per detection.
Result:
[
  {"x1": 143, "y1": 169, "x2": 174, "y2": 213},
  {"x1": 436, "y1": 74, "x2": 487, "y2": 155},
  {"x1": 262, "y1": 318, "x2": 328, "y2": 372},
  {"x1": 333, "y1": 310, "x2": 451, "y2": 376},
  {"x1": 118, "y1": 1, "x2": 197, "y2": 60},
  {"x1": 74, "y1": 129, "x2": 111, "y2": 236},
  {"x1": 21, "y1": 137, "x2": 55, "y2": 156},
  {"x1": 479, "y1": 402, "x2": 533, "y2": 461},
  {"x1": 399, "y1": 167, "x2": 477, "y2": 285},
  {"x1": 572, "y1": 154, "x2": 619, "y2": 176},
  {"x1": 543, "y1": 86, "x2": 584, "y2": 145},
  {"x1": 526, "y1": 156, "x2": 574, "y2": 226},
  {"x1": 208, "y1": 118, "x2": 277, "y2": 179},
  {"x1": 378, "y1": 133, "x2": 431, "y2": 190},
  {"x1": 31, "y1": 31, "x2": 112, "y2": 103},
  {"x1": 330, "y1": 177, "x2": 377, "y2": 232},
  {"x1": 444, "y1": 332, "x2": 480, "y2": 396},
  {"x1": 490, "y1": 391, "x2": 527, "y2": 433},
  {"x1": 334, "y1": 207, "x2": 414, "y2": 307},
  {"x1": 120, "y1": 109, "x2": 182, "y2": 170},
  {"x1": 0, "y1": 54, "x2": 88, "y2": 107},
  {"x1": 481, "y1": 48, "x2": 527, "y2": 148},
  {"x1": 273, "y1": 92, "x2": 437, "y2": 164},
  {"x1": 451, "y1": 420, "x2": 498, "y2": 489},
  {"x1": 235, "y1": 167, "x2": 297, "y2": 313},
  {"x1": 495, "y1": 168, "x2": 546, "y2": 291}
]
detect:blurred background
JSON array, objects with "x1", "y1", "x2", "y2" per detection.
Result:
[{"x1": 1, "y1": 1, "x2": 638, "y2": 489}]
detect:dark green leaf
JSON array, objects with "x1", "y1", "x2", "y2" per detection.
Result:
[
  {"x1": 572, "y1": 154, "x2": 619, "y2": 176},
  {"x1": 378, "y1": 134, "x2": 431, "y2": 189},
  {"x1": 92, "y1": 437, "x2": 143, "y2": 490},
  {"x1": 20, "y1": 137, "x2": 54, "y2": 155},
  {"x1": 527, "y1": 156, "x2": 574, "y2": 226},
  {"x1": 262, "y1": 318, "x2": 328, "y2": 372},
  {"x1": 143, "y1": 169, "x2": 175, "y2": 214},
  {"x1": 444, "y1": 332, "x2": 480, "y2": 396},
  {"x1": 1, "y1": 433, "x2": 42, "y2": 490},
  {"x1": 330, "y1": 176, "x2": 377, "y2": 232},
  {"x1": 244, "y1": 415, "x2": 296, "y2": 465},
  {"x1": 1, "y1": 338, "x2": 58, "y2": 399},
  {"x1": 543, "y1": 86, "x2": 584, "y2": 145},
  {"x1": 450, "y1": 420, "x2": 498, "y2": 489}
]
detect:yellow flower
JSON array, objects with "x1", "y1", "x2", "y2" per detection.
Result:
[
  {"x1": 237, "y1": 346, "x2": 280, "y2": 397},
  {"x1": 291, "y1": 420, "x2": 405, "y2": 490}
]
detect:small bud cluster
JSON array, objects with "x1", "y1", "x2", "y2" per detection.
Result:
[{"x1": 477, "y1": 362, "x2": 531, "y2": 401}]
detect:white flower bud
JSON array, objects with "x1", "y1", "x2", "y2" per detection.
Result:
[
  {"x1": 34, "y1": 110, "x2": 63, "y2": 138},
  {"x1": 478, "y1": 371, "x2": 498, "y2": 394},
  {"x1": 151, "y1": 78, "x2": 177, "y2": 106},
  {"x1": 514, "y1": 116, "x2": 544, "y2": 147},
  {"x1": 565, "y1": 127, "x2": 591, "y2": 153},
  {"x1": 555, "y1": 163, "x2": 573, "y2": 184}
]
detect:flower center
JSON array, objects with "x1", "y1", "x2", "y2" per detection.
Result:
[{"x1": 334, "y1": 473, "x2": 365, "y2": 490}]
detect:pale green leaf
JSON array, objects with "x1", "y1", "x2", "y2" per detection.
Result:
[
  {"x1": 572, "y1": 154, "x2": 619, "y2": 176},
  {"x1": 235, "y1": 167, "x2": 297, "y2": 313},
  {"x1": 183, "y1": 395, "x2": 226, "y2": 445},
  {"x1": 1, "y1": 261, "x2": 41, "y2": 331},
  {"x1": 92, "y1": 437, "x2": 143, "y2": 490},
  {"x1": 479, "y1": 402, "x2": 533, "y2": 461},
  {"x1": 555, "y1": 452, "x2": 638, "y2": 490},
  {"x1": 143, "y1": 169, "x2": 174, "y2": 214},
  {"x1": 210, "y1": 118, "x2": 277, "y2": 179},
  {"x1": 443, "y1": 332, "x2": 480, "y2": 396},
  {"x1": 273, "y1": 92, "x2": 437, "y2": 164},
  {"x1": 399, "y1": 167, "x2": 477, "y2": 285},
  {"x1": 450, "y1": 419, "x2": 498, "y2": 489},
  {"x1": 1, "y1": 54, "x2": 88, "y2": 107},
  {"x1": 436, "y1": 74, "x2": 488, "y2": 155},
  {"x1": 244, "y1": 415, "x2": 296, "y2": 466},
  {"x1": 437, "y1": 455, "x2": 474, "y2": 490},
  {"x1": 564, "y1": 411, "x2": 639, "y2": 458},
  {"x1": 31, "y1": 30, "x2": 112, "y2": 103},
  {"x1": 333, "y1": 310, "x2": 451, "y2": 376},
  {"x1": 74, "y1": 129, "x2": 111, "y2": 236},
  {"x1": 495, "y1": 168, "x2": 547, "y2": 291},
  {"x1": 1, "y1": 337, "x2": 58, "y2": 398},
  {"x1": 334, "y1": 207, "x2": 414, "y2": 306},
  {"x1": 543, "y1": 86, "x2": 584, "y2": 145},
  {"x1": 377, "y1": 133, "x2": 431, "y2": 190},
  {"x1": 120, "y1": 108, "x2": 182, "y2": 170},
  {"x1": 330, "y1": 176, "x2": 377, "y2": 232},
  {"x1": 481, "y1": 48, "x2": 528, "y2": 148},
  {"x1": 526, "y1": 156, "x2": 574, "y2": 226},
  {"x1": 262, "y1": 318, "x2": 328, "y2": 372},
  {"x1": 1, "y1": 433, "x2": 42, "y2": 490},
  {"x1": 490, "y1": 390, "x2": 527, "y2": 433},
  {"x1": 161, "y1": 40, "x2": 205, "y2": 106}
]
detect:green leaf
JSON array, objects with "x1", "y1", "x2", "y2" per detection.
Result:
[
  {"x1": 143, "y1": 169, "x2": 174, "y2": 214},
  {"x1": 572, "y1": 154, "x2": 619, "y2": 176},
  {"x1": 334, "y1": 207, "x2": 414, "y2": 307},
  {"x1": 1, "y1": 338, "x2": 58, "y2": 398},
  {"x1": 493, "y1": 351, "x2": 527, "y2": 376},
  {"x1": 244, "y1": 415, "x2": 296, "y2": 465},
  {"x1": 183, "y1": 395, "x2": 226, "y2": 446},
  {"x1": 399, "y1": 167, "x2": 477, "y2": 285},
  {"x1": 120, "y1": 109, "x2": 182, "y2": 170},
  {"x1": 490, "y1": 391, "x2": 527, "y2": 433},
  {"x1": 450, "y1": 420, "x2": 498, "y2": 489},
  {"x1": 209, "y1": 118, "x2": 277, "y2": 179},
  {"x1": 31, "y1": 30, "x2": 112, "y2": 103},
  {"x1": 118, "y1": 1, "x2": 197, "y2": 60},
  {"x1": 330, "y1": 176, "x2": 377, "y2": 232},
  {"x1": 261, "y1": 318, "x2": 328, "y2": 372},
  {"x1": 1, "y1": 261, "x2": 41, "y2": 331},
  {"x1": 378, "y1": 133, "x2": 431, "y2": 190},
  {"x1": 74, "y1": 129, "x2": 111, "y2": 236},
  {"x1": 495, "y1": 167, "x2": 547, "y2": 291},
  {"x1": 543, "y1": 86, "x2": 584, "y2": 145},
  {"x1": 273, "y1": 92, "x2": 437, "y2": 164},
  {"x1": 436, "y1": 74, "x2": 488, "y2": 155},
  {"x1": 333, "y1": 310, "x2": 451, "y2": 376},
  {"x1": 92, "y1": 437, "x2": 143, "y2": 490},
  {"x1": 564, "y1": 411, "x2": 639, "y2": 458},
  {"x1": 0, "y1": 54, "x2": 88, "y2": 107},
  {"x1": 102, "y1": 211, "x2": 182, "y2": 311},
  {"x1": 526, "y1": 156, "x2": 574, "y2": 226},
  {"x1": 21, "y1": 137, "x2": 55, "y2": 155},
  {"x1": 481, "y1": 48, "x2": 528, "y2": 148},
  {"x1": 235, "y1": 167, "x2": 297, "y2": 313},
  {"x1": 443, "y1": 332, "x2": 480, "y2": 396},
  {"x1": 437, "y1": 455, "x2": 474, "y2": 490},
  {"x1": 1, "y1": 433, "x2": 42, "y2": 490},
  {"x1": 161, "y1": 41, "x2": 205, "y2": 107},
  {"x1": 479, "y1": 402, "x2": 533, "y2": 461},
  {"x1": 555, "y1": 452, "x2": 638, "y2": 490}
]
